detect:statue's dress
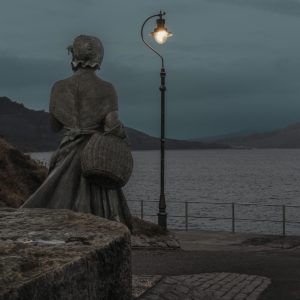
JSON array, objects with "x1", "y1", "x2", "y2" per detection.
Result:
[{"x1": 22, "y1": 69, "x2": 132, "y2": 230}]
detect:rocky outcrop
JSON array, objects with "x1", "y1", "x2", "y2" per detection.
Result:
[
  {"x1": 0, "y1": 138, "x2": 47, "y2": 208},
  {"x1": 0, "y1": 208, "x2": 131, "y2": 300}
]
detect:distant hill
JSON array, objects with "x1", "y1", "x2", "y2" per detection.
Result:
[
  {"x1": 126, "y1": 127, "x2": 230, "y2": 150},
  {"x1": 0, "y1": 97, "x2": 62, "y2": 152},
  {"x1": 218, "y1": 123, "x2": 300, "y2": 148},
  {"x1": 0, "y1": 97, "x2": 229, "y2": 152},
  {"x1": 190, "y1": 129, "x2": 262, "y2": 142}
]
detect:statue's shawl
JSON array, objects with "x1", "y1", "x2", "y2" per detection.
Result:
[{"x1": 49, "y1": 72, "x2": 118, "y2": 129}]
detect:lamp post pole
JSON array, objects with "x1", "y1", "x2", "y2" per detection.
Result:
[
  {"x1": 158, "y1": 63, "x2": 167, "y2": 229},
  {"x1": 141, "y1": 11, "x2": 172, "y2": 230}
]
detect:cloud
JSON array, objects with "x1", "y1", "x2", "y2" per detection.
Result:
[
  {"x1": 0, "y1": 55, "x2": 69, "y2": 88},
  {"x1": 208, "y1": 0, "x2": 300, "y2": 17}
]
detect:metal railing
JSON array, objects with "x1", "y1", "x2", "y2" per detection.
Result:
[{"x1": 127, "y1": 200, "x2": 300, "y2": 236}]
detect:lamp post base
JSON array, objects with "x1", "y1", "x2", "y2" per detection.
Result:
[{"x1": 158, "y1": 212, "x2": 167, "y2": 230}]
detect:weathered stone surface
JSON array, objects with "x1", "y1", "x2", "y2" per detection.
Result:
[
  {"x1": 131, "y1": 217, "x2": 180, "y2": 249},
  {"x1": 131, "y1": 234, "x2": 180, "y2": 249},
  {"x1": 0, "y1": 208, "x2": 131, "y2": 300}
]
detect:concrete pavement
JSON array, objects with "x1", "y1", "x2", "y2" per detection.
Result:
[{"x1": 132, "y1": 230, "x2": 300, "y2": 299}]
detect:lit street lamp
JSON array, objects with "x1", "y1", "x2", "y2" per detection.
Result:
[{"x1": 141, "y1": 11, "x2": 173, "y2": 229}]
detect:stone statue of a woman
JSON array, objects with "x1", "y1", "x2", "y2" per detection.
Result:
[{"x1": 22, "y1": 35, "x2": 132, "y2": 230}]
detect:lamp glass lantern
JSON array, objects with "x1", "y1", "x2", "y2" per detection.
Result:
[{"x1": 150, "y1": 18, "x2": 173, "y2": 44}]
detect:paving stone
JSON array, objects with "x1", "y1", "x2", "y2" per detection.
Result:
[
  {"x1": 138, "y1": 273, "x2": 271, "y2": 300},
  {"x1": 132, "y1": 275, "x2": 162, "y2": 299},
  {"x1": 234, "y1": 293, "x2": 247, "y2": 300},
  {"x1": 174, "y1": 285, "x2": 189, "y2": 294},
  {"x1": 213, "y1": 290, "x2": 228, "y2": 297},
  {"x1": 141, "y1": 295, "x2": 158, "y2": 300}
]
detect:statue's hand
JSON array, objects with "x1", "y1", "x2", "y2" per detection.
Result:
[{"x1": 104, "y1": 111, "x2": 131, "y2": 146}]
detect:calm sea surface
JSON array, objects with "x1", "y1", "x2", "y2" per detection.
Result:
[{"x1": 29, "y1": 149, "x2": 300, "y2": 235}]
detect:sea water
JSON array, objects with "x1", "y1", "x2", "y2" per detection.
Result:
[{"x1": 29, "y1": 149, "x2": 300, "y2": 235}]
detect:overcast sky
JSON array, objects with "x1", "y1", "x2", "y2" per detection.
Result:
[{"x1": 1, "y1": 0, "x2": 300, "y2": 139}]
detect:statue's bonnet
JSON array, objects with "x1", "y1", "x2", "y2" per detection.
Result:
[{"x1": 68, "y1": 35, "x2": 104, "y2": 69}]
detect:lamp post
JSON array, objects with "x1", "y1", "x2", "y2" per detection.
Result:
[{"x1": 141, "y1": 11, "x2": 173, "y2": 230}]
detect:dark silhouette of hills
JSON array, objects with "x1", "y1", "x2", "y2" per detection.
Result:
[
  {"x1": 218, "y1": 123, "x2": 300, "y2": 148},
  {"x1": 0, "y1": 97, "x2": 62, "y2": 152},
  {"x1": 0, "y1": 97, "x2": 229, "y2": 152},
  {"x1": 190, "y1": 128, "x2": 262, "y2": 142},
  {"x1": 126, "y1": 127, "x2": 230, "y2": 150}
]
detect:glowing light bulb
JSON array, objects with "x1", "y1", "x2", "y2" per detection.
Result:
[{"x1": 152, "y1": 30, "x2": 173, "y2": 44}]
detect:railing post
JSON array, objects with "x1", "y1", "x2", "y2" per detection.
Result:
[
  {"x1": 185, "y1": 201, "x2": 188, "y2": 231},
  {"x1": 232, "y1": 203, "x2": 235, "y2": 233},
  {"x1": 282, "y1": 205, "x2": 286, "y2": 236},
  {"x1": 141, "y1": 200, "x2": 144, "y2": 220}
]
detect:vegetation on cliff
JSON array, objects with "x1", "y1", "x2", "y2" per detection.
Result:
[{"x1": 0, "y1": 137, "x2": 47, "y2": 207}]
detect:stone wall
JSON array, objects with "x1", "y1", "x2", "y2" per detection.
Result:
[{"x1": 0, "y1": 208, "x2": 131, "y2": 300}]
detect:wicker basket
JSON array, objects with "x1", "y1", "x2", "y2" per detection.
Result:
[{"x1": 80, "y1": 133, "x2": 133, "y2": 188}]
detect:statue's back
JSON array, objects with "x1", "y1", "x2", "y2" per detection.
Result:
[{"x1": 50, "y1": 70, "x2": 118, "y2": 129}]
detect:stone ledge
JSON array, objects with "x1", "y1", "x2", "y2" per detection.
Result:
[
  {"x1": 131, "y1": 234, "x2": 180, "y2": 249},
  {"x1": 131, "y1": 217, "x2": 180, "y2": 250},
  {"x1": 0, "y1": 208, "x2": 131, "y2": 300}
]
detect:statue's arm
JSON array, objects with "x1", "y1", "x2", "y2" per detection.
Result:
[
  {"x1": 102, "y1": 83, "x2": 130, "y2": 144},
  {"x1": 104, "y1": 111, "x2": 130, "y2": 145},
  {"x1": 49, "y1": 114, "x2": 63, "y2": 133},
  {"x1": 49, "y1": 82, "x2": 64, "y2": 133}
]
